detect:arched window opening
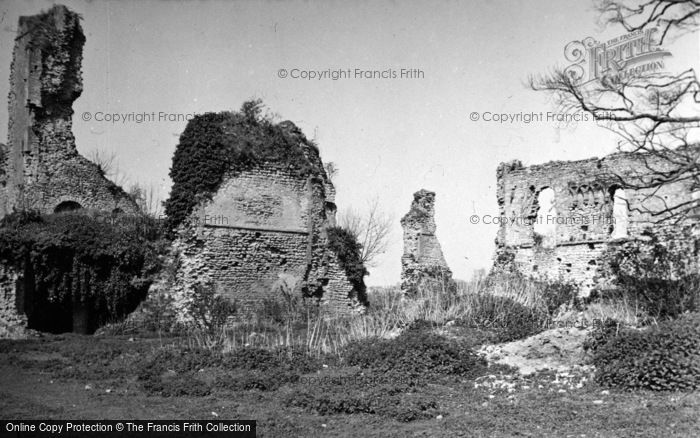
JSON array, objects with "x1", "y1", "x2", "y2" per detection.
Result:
[
  {"x1": 533, "y1": 187, "x2": 556, "y2": 248},
  {"x1": 610, "y1": 187, "x2": 629, "y2": 239},
  {"x1": 54, "y1": 201, "x2": 82, "y2": 213},
  {"x1": 691, "y1": 190, "x2": 700, "y2": 218}
]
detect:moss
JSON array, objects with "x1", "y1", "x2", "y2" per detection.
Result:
[{"x1": 164, "y1": 100, "x2": 325, "y2": 231}]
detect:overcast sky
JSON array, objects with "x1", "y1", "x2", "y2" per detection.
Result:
[{"x1": 0, "y1": 0, "x2": 697, "y2": 285}]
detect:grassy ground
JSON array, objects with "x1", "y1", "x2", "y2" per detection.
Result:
[{"x1": 1, "y1": 334, "x2": 698, "y2": 438}]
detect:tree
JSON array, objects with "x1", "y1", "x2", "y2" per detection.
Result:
[
  {"x1": 324, "y1": 161, "x2": 338, "y2": 181},
  {"x1": 530, "y1": 0, "x2": 699, "y2": 222},
  {"x1": 88, "y1": 149, "x2": 130, "y2": 188},
  {"x1": 338, "y1": 197, "x2": 393, "y2": 268},
  {"x1": 128, "y1": 182, "x2": 163, "y2": 217}
]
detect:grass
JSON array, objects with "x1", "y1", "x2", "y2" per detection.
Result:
[
  {"x1": 4, "y1": 274, "x2": 698, "y2": 436},
  {"x1": 97, "y1": 273, "x2": 626, "y2": 360},
  {"x1": 1, "y1": 334, "x2": 699, "y2": 437},
  {"x1": 174, "y1": 274, "x2": 554, "y2": 357}
]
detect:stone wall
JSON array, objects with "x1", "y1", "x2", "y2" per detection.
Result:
[
  {"x1": 1, "y1": 5, "x2": 137, "y2": 217},
  {"x1": 495, "y1": 150, "x2": 698, "y2": 294},
  {"x1": 400, "y1": 189, "x2": 453, "y2": 296},
  {"x1": 0, "y1": 264, "x2": 28, "y2": 339},
  {"x1": 0, "y1": 6, "x2": 139, "y2": 337},
  {"x1": 166, "y1": 127, "x2": 366, "y2": 315}
]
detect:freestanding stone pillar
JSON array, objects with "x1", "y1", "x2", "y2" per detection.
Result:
[{"x1": 400, "y1": 189, "x2": 454, "y2": 296}]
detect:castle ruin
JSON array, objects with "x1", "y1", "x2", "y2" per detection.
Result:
[
  {"x1": 400, "y1": 189, "x2": 453, "y2": 296},
  {"x1": 494, "y1": 151, "x2": 699, "y2": 293},
  {"x1": 1, "y1": 5, "x2": 138, "y2": 216},
  {"x1": 0, "y1": 6, "x2": 139, "y2": 337},
  {"x1": 165, "y1": 120, "x2": 367, "y2": 315}
]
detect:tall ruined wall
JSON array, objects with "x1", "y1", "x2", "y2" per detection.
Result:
[
  {"x1": 400, "y1": 189, "x2": 453, "y2": 295},
  {"x1": 168, "y1": 122, "x2": 366, "y2": 315},
  {"x1": 1, "y1": 5, "x2": 137, "y2": 217},
  {"x1": 495, "y1": 151, "x2": 698, "y2": 293},
  {"x1": 0, "y1": 6, "x2": 139, "y2": 338}
]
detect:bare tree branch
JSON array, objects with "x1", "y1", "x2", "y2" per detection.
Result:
[
  {"x1": 530, "y1": 0, "x2": 700, "y2": 222},
  {"x1": 596, "y1": 0, "x2": 700, "y2": 43},
  {"x1": 128, "y1": 182, "x2": 163, "y2": 217},
  {"x1": 338, "y1": 198, "x2": 393, "y2": 268}
]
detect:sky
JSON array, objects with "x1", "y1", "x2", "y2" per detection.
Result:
[{"x1": 0, "y1": 0, "x2": 697, "y2": 286}]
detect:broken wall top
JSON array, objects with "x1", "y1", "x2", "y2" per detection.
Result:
[
  {"x1": 15, "y1": 5, "x2": 85, "y2": 118},
  {"x1": 2, "y1": 4, "x2": 138, "y2": 216},
  {"x1": 400, "y1": 189, "x2": 452, "y2": 295},
  {"x1": 166, "y1": 110, "x2": 335, "y2": 231},
  {"x1": 496, "y1": 148, "x2": 698, "y2": 249},
  {"x1": 401, "y1": 189, "x2": 437, "y2": 230}
]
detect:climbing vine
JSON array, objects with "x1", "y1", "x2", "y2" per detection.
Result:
[
  {"x1": 164, "y1": 100, "x2": 325, "y2": 231},
  {"x1": 326, "y1": 226, "x2": 369, "y2": 306},
  {"x1": 0, "y1": 211, "x2": 165, "y2": 332}
]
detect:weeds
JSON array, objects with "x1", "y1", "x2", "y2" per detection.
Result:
[
  {"x1": 587, "y1": 312, "x2": 700, "y2": 391},
  {"x1": 128, "y1": 275, "x2": 579, "y2": 358}
]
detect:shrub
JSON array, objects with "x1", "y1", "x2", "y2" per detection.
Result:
[
  {"x1": 598, "y1": 228, "x2": 700, "y2": 320},
  {"x1": 144, "y1": 372, "x2": 213, "y2": 397},
  {"x1": 137, "y1": 345, "x2": 321, "y2": 396},
  {"x1": 342, "y1": 327, "x2": 487, "y2": 381},
  {"x1": 164, "y1": 100, "x2": 326, "y2": 231},
  {"x1": 582, "y1": 318, "x2": 623, "y2": 355},
  {"x1": 538, "y1": 280, "x2": 579, "y2": 315},
  {"x1": 459, "y1": 294, "x2": 548, "y2": 343},
  {"x1": 216, "y1": 369, "x2": 301, "y2": 392},
  {"x1": 0, "y1": 211, "x2": 164, "y2": 333},
  {"x1": 188, "y1": 283, "x2": 238, "y2": 335},
  {"x1": 589, "y1": 312, "x2": 700, "y2": 391},
  {"x1": 136, "y1": 292, "x2": 179, "y2": 334},
  {"x1": 284, "y1": 375, "x2": 439, "y2": 422}
]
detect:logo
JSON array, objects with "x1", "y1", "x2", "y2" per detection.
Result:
[{"x1": 564, "y1": 28, "x2": 672, "y2": 84}]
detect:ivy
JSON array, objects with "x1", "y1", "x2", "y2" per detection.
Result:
[
  {"x1": 164, "y1": 100, "x2": 325, "y2": 231},
  {"x1": 0, "y1": 211, "x2": 164, "y2": 333},
  {"x1": 326, "y1": 226, "x2": 369, "y2": 306}
]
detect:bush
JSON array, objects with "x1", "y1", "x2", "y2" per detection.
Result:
[
  {"x1": 164, "y1": 100, "x2": 326, "y2": 231},
  {"x1": 136, "y1": 292, "x2": 179, "y2": 334},
  {"x1": 188, "y1": 283, "x2": 238, "y2": 335},
  {"x1": 538, "y1": 280, "x2": 580, "y2": 315},
  {"x1": 144, "y1": 372, "x2": 213, "y2": 397},
  {"x1": 137, "y1": 345, "x2": 321, "y2": 396},
  {"x1": 582, "y1": 318, "x2": 623, "y2": 356},
  {"x1": 342, "y1": 327, "x2": 487, "y2": 381},
  {"x1": 459, "y1": 294, "x2": 548, "y2": 343},
  {"x1": 284, "y1": 375, "x2": 439, "y2": 422},
  {"x1": 0, "y1": 211, "x2": 164, "y2": 334},
  {"x1": 589, "y1": 312, "x2": 700, "y2": 391},
  {"x1": 599, "y1": 228, "x2": 700, "y2": 320}
]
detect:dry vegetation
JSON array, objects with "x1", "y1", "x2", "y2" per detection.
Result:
[{"x1": 2, "y1": 272, "x2": 699, "y2": 437}]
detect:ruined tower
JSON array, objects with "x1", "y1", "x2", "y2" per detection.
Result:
[
  {"x1": 0, "y1": 5, "x2": 139, "y2": 338},
  {"x1": 162, "y1": 113, "x2": 368, "y2": 315},
  {"x1": 400, "y1": 189, "x2": 453, "y2": 296},
  {"x1": 1, "y1": 5, "x2": 137, "y2": 217}
]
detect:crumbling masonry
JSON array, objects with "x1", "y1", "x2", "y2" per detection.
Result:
[
  {"x1": 164, "y1": 121, "x2": 367, "y2": 315},
  {"x1": 400, "y1": 189, "x2": 453, "y2": 296},
  {"x1": 494, "y1": 151, "x2": 699, "y2": 294},
  {"x1": 1, "y1": 6, "x2": 137, "y2": 216},
  {"x1": 0, "y1": 6, "x2": 138, "y2": 337},
  {"x1": 0, "y1": 6, "x2": 365, "y2": 337}
]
